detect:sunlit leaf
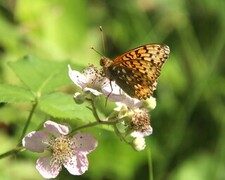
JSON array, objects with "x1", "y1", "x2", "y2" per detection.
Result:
[
  {"x1": 39, "y1": 92, "x2": 94, "y2": 120},
  {"x1": 0, "y1": 84, "x2": 35, "y2": 103},
  {"x1": 8, "y1": 55, "x2": 71, "y2": 94}
]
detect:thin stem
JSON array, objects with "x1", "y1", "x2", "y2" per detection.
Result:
[
  {"x1": 0, "y1": 147, "x2": 24, "y2": 159},
  {"x1": 85, "y1": 97, "x2": 132, "y2": 145},
  {"x1": 73, "y1": 96, "x2": 132, "y2": 147},
  {"x1": 18, "y1": 102, "x2": 38, "y2": 146},
  {"x1": 148, "y1": 148, "x2": 154, "y2": 180},
  {"x1": 69, "y1": 120, "x2": 115, "y2": 135},
  {"x1": 86, "y1": 98, "x2": 101, "y2": 122},
  {"x1": 113, "y1": 124, "x2": 131, "y2": 145},
  {"x1": 70, "y1": 121, "x2": 99, "y2": 134}
]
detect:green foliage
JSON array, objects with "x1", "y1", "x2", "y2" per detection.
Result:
[
  {"x1": 0, "y1": 0, "x2": 225, "y2": 180},
  {"x1": 8, "y1": 55, "x2": 71, "y2": 94},
  {"x1": 39, "y1": 92, "x2": 93, "y2": 120},
  {"x1": 0, "y1": 55, "x2": 80, "y2": 119},
  {"x1": 0, "y1": 84, "x2": 34, "y2": 103}
]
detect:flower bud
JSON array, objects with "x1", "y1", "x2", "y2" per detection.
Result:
[
  {"x1": 73, "y1": 92, "x2": 85, "y2": 104},
  {"x1": 132, "y1": 136, "x2": 146, "y2": 151},
  {"x1": 142, "y1": 96, "x2": 156, "y2": 111}
]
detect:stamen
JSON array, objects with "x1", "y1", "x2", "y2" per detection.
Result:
[
  {"x1": 49, "y1": 135, "x2": 74, "y2": 165},
  {"x1": 130, "y1": 110, "x2": 150, "y2": 132}
]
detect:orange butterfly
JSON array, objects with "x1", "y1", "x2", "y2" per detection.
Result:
[{"x1": 100, "y1": 44, "x2": 170, "y2": 100}]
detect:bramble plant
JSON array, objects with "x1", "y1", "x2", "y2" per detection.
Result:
[{"x1": 0, "y1": 55, "x2": 156, "y2": 178}]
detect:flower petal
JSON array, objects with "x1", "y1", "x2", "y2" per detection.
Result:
[
  {"x1": 72, "y1": 133, "x2": 98, "y2": 154},
  {"x1": 130, "y1": 126, "x2": 153, "y2": 138},
  {"x1": 36, "y1": 156, "x2": 62, "y2": 179},
  {"x1": 118, "y1": 96, "x2": 142, "y2": 109},
  {"x1": 63, "y1": 153, "x2": 88, "y2": 175},
  {"x1": 68, "y1": 65, "x2": 87, "y2": 89},
  {"x1": 44, "y1": 120, "x2": 69, "y2": 136},
  {"x1": 22, "y1": 131, "x2": 49, "y2": 152},
  {"x1": 83, "y1": 87, "x2": 102, "y2": 96},
  {"x1": 102, "y1": 81, "x2": 142, "y2": 109},
  {"x1": 101, "y1": 81, "x2": 121, "y2": 97}
]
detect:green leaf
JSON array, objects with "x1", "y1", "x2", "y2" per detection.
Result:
[
  {"x1": 0, "y1": 84, "x2": 35, "y2": 103},
  {"x1": 39, "y1": 92, "x2": 94, "y2": 120},
  {"x1": 8, "y1": 55, "x2": 71, "y2": 94}
]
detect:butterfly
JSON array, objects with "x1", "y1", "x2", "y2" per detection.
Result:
[{"x1": 100, "y1": 44, "x2": 170, "y2": 100}]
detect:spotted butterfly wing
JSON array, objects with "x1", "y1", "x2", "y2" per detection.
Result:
[{"x1": 100, "y1": 44, "x2": 170, "y2": 100}]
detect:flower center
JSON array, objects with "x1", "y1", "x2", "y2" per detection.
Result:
[
  {"x1": 49, "y1": 135, "x2": 74, "y2": 165},
  {"x1": 131, "y1": 110, "x2": 150, "y2": 132},
  {"x1": 84, "y1": 65, "x2": 105, "y2": 87}
]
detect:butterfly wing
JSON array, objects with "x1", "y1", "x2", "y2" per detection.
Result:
[
  {"x1": 108, "y1": 44, "x2": 170, "y2": 100},
  {"x1": 113, "y1": 44, "x2": 170, "y2": 66},
  {"x1": 108, "y1": 60, "x2": 160, "y2": 99}
]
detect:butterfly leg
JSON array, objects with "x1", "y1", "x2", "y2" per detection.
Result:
[{"x1": 104, "y1": 80, "x2": 114, "y2": 106}]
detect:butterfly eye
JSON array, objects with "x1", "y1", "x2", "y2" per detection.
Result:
[{"x1": 100, "y1": 57, "x2": 106, "y2": 66}]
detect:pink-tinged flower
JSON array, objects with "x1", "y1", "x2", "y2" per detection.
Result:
[
  {"x1": 68, "y1": 64, "x2": 109, "y2": 96},
  {"x1": 130, "y1": 125, "x2": 153, "y2": 138},
  {"x1": 22, "y1": 120, "x2": 97, "y2": 179},
  {"x1": 101, "y1": 82, "x2": 142, "y2": 109},
  {"x1": 129, "y1": 109, "x2": 153, "y2": 138}
]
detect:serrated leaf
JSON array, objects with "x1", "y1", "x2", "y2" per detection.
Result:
[
  {"x1": 8, "y1": 55, "x2": 71, "y2": 94},
  {"x1": 39, "y1": 92, "x2": 94, "y2": 120},
  {"x1": 0, "y1": 84, "x2": 35, "y2": 103}
]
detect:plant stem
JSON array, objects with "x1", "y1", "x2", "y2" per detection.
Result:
[
  {"x1": 113, "y1": 124, "x2": 131, "y2": 145},
  {"x1": 0, "y1": 147, "x2": 24, "y2": 159},
  {"x1": 18, "y1": 102, "x2": 38, "y2": 146},
  {"x1": 86, "y1": 98, "x2": 101, "y2": 122},
  {"x1": 69, "y1": 120, "x2": 115, "y2": 135},
  {"x1": 148, "y1": 148, "x2": 154, "y2": 180},
  {"x1": 72, "y1": 96, "x2": 132, "y2": 146}
]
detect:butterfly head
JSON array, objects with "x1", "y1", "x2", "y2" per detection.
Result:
[
  {"x1": 100, "y1": 57, "x2": 113, "y2": 77},
  {"x1": 100, "y1": 57, "x2": 110, "y2": 67}
]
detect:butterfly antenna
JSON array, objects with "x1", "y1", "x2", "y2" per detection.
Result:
[
  {"x1": 91, "y1": 47, "x2": 104, "y2": 56},
  {"x1": 99, "y1": 26, "x2": 106, "y2": 54}
]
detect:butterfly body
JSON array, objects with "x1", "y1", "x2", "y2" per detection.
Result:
[{"x1": 100, "y1": 44, "x2": 170, "y2": 100}]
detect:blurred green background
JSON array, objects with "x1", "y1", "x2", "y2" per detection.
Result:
[{"x1": 0, "y1": 0, "x2": 225, "y2": 180}]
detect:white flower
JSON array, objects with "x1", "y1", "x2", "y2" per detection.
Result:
[
  {"x1": 22, "y1": 120, "x2": 98, "y2": 179},
  {"x1": 129, "y1": 109, "x2": 153, "y2": 138},
  {"x1": 68, "y1": 64, "x2": 107, "y2": 96}
]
